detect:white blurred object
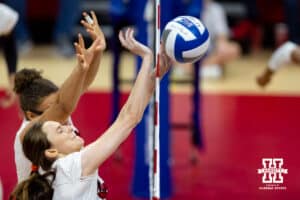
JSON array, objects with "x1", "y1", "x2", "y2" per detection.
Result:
[
  {"x1": 200, "y1": 64, "x2": 223, "y2": 79},
  {"x1": 202, "y1": 1, "x2": 230, "y2": 43},
  {"x1": 268, "y1": 41, "x2": 298, "y2": 71},
  {"x1": 144, "y1": 0, "x2": 153, "y2": 22},
  {"x1": 84, "y1": 15, "x2": 93, "y2": 25},
  {"x1": 0, "y1": 3, "x2": 19, "y2": 36}
]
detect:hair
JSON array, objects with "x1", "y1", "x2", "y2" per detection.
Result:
[
  {"x1": 10, "y1": 122, "x2": 56, "y2": 200},
  {"x1": 14, "y1": 68, "x2": 58, "y2": 118}
]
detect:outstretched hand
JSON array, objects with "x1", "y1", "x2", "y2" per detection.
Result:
[
  {"x1": 81, "y1": 11, "x2": 106, "y2": 51},
  {"x1": 119, "y1": 28, "x2": 152, "y2": 58},
  {"x1": 74, "y1": 34, "x2": 102, "y2": 70}
]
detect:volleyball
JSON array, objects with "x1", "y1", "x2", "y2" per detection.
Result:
[{"x1": 162, "y1": 16, "x2": 210, "y2": 63}]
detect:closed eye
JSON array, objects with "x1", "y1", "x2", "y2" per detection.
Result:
[{"x1": 56, "y1": 126, "x2": 63, "y2": 134}]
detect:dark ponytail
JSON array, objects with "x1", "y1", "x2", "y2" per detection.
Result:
[
  {"x1": 10, "y1": 122, "x2": 56, "y2": 200},
  {"x1": 10, "y1": 171, "x2": 55, "y2": 200}
]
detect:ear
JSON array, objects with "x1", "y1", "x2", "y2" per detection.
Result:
[
  {"x1": 44, "y1": 149, "x2": 59, "y2": 159},
  {"x1": 25, "y1": 111, "x2": 38, "y2": 120}
]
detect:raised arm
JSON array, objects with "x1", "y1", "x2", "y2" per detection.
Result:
[
  {"x1": 80, "y1": 11, "x2": 106, "y2": 92},
  {"x1": 27, "y1": 35, "x2": 102, "y2": 127},
  {"x1": 81, "y1": 28, "x2": 170, "y2": 176}
]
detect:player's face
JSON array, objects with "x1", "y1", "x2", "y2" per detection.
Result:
[{"x1": 42, "y1": 121, "x2": 84, "y2": 155}]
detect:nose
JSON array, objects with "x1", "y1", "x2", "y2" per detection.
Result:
[{"x1": 68, "y1": 126, "x2": 73, "y2": 133}]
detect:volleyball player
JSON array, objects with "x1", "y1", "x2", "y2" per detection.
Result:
[{"x1": 257, "y1": 41, "x2": 300, "y2": 87}]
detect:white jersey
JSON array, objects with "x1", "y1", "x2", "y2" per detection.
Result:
[
  {"x1": 14, "y1": 119, "x2": 30, "y2": 182},
  {"x1": 268, "y1": 41, "x2": 298, "y2": 71},
  {"x1": 52, "y1": 151, "x2": 102, "y2": 200},
  {"x1": 0, "y1": 3, "x2": 19, "y2": 36}
]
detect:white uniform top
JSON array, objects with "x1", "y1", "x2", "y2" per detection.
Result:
[
  {"x1": 52, "y1": 151, "x2": 101, "y2": 200},
  {"x1": 202, "y1": 1, "x2": 230, "y2": 43},
  {"x1": 14, "y1": 118, "x2": 77, "y2": 183},
  {"x1": 14, "y1": 119, "x2": 30, "y2": 182},
  {"x1": 268, "y1": 41, "x2": 298, "y2": 71},
  {"x1": 0, "y1": 3, "x2": 19, "y2": 36}
]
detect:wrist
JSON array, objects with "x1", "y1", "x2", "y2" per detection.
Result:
[{"x1": 142, "y1": 52, "x2": 153, "y2": 61}]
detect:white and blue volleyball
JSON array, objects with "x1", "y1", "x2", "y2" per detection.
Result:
[{"x1": 162, "y1": 16, "x2": 210, "y2": 63}]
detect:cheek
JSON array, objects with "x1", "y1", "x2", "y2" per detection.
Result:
[
  {"x1": 52, "y1": 135, "x2": 69, "y2": 151},
  {"x1": 65, "y1": 137, "x2": 84, "y2": 153}
]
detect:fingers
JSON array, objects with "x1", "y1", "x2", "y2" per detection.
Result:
[
  {"x1": 81, "y1": 11, "x2": 104, "y2": 43},
  {"x1": 119, "y1": 28, "x2": 135, "y2": 48},
  {"x1": 78, "y1": 33, "x2": 85, "y2": 49},
  {"x1": 118, "y1": 30, "x2": 126, "y2": 47},
  {"x1": 119, "y1": 28, "x2": 152, "y2": 57},
  {"x1": 74, "y1": 42, "x2": 86, "y2": 67},
  {"x1": 128, "y1": 28, "x2": 136, "y2": 46},
  {"x1": 82, "y1": 11, "x2": 98, "y2": 26},
  {"x1": 90, "y1": 11, "x2": 98, "y2": 24},
  {"x1": 74, "y1": 42, "x2": 82, "y2": 55},
  {"x1": 81, "y1": 11, "x2": 94, "y2": 32},
  {"x1": 80, "y1": 19, "x2": 93, "y2": 30},
  {"x1": 80, "y1": 20, "x2": 97, "y2": 40}
]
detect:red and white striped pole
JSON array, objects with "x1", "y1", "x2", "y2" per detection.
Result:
[{"x1": 152, "y1": 0, "x2": 160, "y2": 199}]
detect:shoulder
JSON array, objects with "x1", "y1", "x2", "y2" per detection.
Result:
[
  {"x1": 53, "y1": 152, "x2": 82, "y2": 179},
  {"x1": 54, "y1": 151, "x2": 81, "y2": 169},
  {"x1": 15, "y1": 119, "x2": 30, "y2": 145}
]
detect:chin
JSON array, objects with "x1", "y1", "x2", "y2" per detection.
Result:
[{"x1": 78, "y1": 137, "x2": 84, "y2": 147}]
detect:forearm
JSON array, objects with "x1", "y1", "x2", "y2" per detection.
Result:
[
  {"x1": 122, "y1": 54, "x2": 154, "y2": 122},
  {"x1": 82, "y1": 51, "x2": 103, "y2": 91},
  {"x1": 57, "y1": 65, "x2": 88, "y2": 113}
]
